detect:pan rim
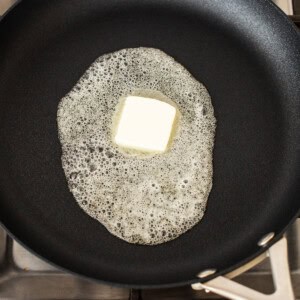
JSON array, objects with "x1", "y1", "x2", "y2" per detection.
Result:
[{"x1": 0, "y1": 211, "x2": 299, "y2": 289}]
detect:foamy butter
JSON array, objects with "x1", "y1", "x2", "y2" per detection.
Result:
[{"x1": 57, "y1": 47, "x2": 216, "y2": 245}]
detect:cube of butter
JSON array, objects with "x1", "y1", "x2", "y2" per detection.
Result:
[{"x1": 114, "y1": 96, "x2": 177, "y2": 153}]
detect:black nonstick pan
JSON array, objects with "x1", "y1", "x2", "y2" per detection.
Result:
[{"x1": 0, "y1": 0, "x2": 299, "y2": 290}]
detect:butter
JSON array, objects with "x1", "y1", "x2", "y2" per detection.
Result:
[{"x1": 114, "y1": 96, "x2": 177, "y2": 153}]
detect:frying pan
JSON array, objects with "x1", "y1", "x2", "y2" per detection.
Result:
[{"x1": 0, "y1": 0, "x2": 299, "y2": 291}]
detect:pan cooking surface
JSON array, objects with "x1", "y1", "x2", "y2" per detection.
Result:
[{"x1": 0, "y1": 0, "x2": 299, "y2": 287}]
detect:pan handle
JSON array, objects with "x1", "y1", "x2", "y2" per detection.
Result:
[{"x1": 192, "y1": 236, "x2": 295, "y2": 300}]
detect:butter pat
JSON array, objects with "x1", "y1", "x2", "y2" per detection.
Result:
[{"x1": 114, "y1": 96, "x2": 177, "y2": 153}]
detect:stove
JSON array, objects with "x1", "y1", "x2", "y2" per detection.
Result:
[{"x1": 0, "y1": 0, "x2": 299, "y2": 299}]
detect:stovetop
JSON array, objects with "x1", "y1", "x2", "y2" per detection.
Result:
[{"x1": 0, "y1": 0, "x2": 299, "y2": 299}]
